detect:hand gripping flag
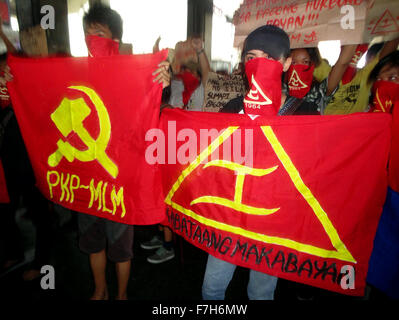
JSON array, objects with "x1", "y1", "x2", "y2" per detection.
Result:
[
  {"x1": 7, "y1": 50, "x2": 168, "y2": 225},
  {"x1": 159, "y1": 109, "x2": 391, "y2": 296}
]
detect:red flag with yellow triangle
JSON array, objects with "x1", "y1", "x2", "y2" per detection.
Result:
[{"x1": 158, "y1": 108, "x2": 390, "y2": 296}]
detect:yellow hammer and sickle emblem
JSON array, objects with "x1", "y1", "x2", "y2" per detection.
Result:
[{"x1": 48, "y1": 86, "x2": 118, "y2": 179}]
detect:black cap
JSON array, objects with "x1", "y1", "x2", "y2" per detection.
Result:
[{"x1": 243, "y1": 25, "x2": 290, "y2": 60}]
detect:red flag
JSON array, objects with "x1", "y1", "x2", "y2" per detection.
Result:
[
  {"x1": 159, "y1": 109, "x2": 390, "y2": 296},
  {"x1": 7, "y1": 51, "x2": 168, "y2": 225},
  {"x1": 389, "y1": 102, "x2": 399, "y2": 192},
  {"x1": 368, "y1": 80, "x2": 399, "y2": 192}
]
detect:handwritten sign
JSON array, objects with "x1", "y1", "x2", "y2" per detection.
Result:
[
  {"x1": 365, "y1": 0, "x2": 399, "y2": 43},
  {"x1": 203, "y1": 72, "x2": 246, "y2": 112},
  {"x1": 234, "y1": 0, "x2": 367, "y2": 48}
]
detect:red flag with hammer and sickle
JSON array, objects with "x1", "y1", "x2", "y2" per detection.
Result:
[{"x1": 7, "y1": 50, "x2": 168, "y2": 225}]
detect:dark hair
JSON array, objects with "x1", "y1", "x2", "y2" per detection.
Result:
[
  {"x1": 366, "y1": 42, "x2": 384, "y2": 62},
  {"x1": 369, "y1": 51, "x2": 399, "y2": 84},
  {"x1": 290, "y1": 47, "x2": 321, "y2": 67},
  {"x1": 83, "y1": 3, "x2": 123, "y2": 40}
]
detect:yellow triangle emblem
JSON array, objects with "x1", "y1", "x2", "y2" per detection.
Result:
[
  {"x1": 288, "y1": 69, "x2": 308, "y2": 90},
  {"x1": 165, "y1": 126, "x2": 356, "y2": 263},
  {"x1": 243, "y1": 75, "x2": 273, "y2": 106}
]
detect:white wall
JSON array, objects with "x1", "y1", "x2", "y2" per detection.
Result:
[
  {"x1": 110, "y1": 0, "x2": 187, "y2": 54},
  {"x1": 68, "y1": 0, "x2": 89, "y2": 57}
]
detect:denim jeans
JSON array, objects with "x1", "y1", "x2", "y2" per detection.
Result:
[{"x1": 202, "y1": 254, "x2": 278, "y2": 300}]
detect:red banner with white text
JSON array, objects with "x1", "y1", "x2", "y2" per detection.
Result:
[
  {"x1": 159, "y1": 109, "x2": 390, "y2": 296},
  {"x1": 7, "y1": 51, "x2": 168, "y2": 225}
]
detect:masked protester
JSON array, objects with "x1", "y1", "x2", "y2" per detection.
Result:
[
  {"x1": 80, "y1": 3, "x2": 170, "y2": 301},
  {"x1": 286, "y1": 48, "x2": 319, "y2": 100},
  {"x1": 221, "y1": 26, "x2": 319, "y2": 117},
  {"x1": 202, "y1": 26, "x2": 319, "y2": 302},
  {"x1": 324, "y1": 39, "x2": 399, "y2": 115},
  {"x1": 80, "y1": 4, "x2": 134, "y2": 301},
  {"x1": 168, "y1": 37, "x2": 211, "y2": 111},
  {"x1": 286, "y1": 44, "x2": 360, "y2": 115},
  {"x1": 368, "y1": 51, "x2": 399, "y2": 113}
]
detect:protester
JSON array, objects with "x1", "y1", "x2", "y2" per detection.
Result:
[
  {"x1": 324, "y1": 38, "x2": 399, "y2": 115},
  {"x1": 78, "y1": 3, "x2": 170, "y2": 300},
  {"x1": 221, "y1": 27, "x2": 319, "y2": 116},
  {"x1": 368, "y1": 50, "x2": 399, "y2": 112},
  {"x1": 202, "y1": 25, "x2": 319, "y2": 301},
  {"x1": 1, "y1": 0, "x2": 398, "y2": 302},
  {"x1": 286, "y1": 45, "x2": 358, "y2": 114},
  {"x1": 169, "y1": 37, "x2": 210, "y2": 111}
]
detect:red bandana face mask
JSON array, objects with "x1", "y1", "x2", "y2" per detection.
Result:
[
  {"x1": 85, "y1": 35, "x2": 120, "y2": 57},
  {"x1": 176, "y1": 71, "x2": 200, "y2": 106},
  {"x1": 341, "y1": 43, "x2": 368, "y2": 85},
  {"x1": 287, "y1": 64, "x2": 314, "y2": 99},
  {"x1": 244, "y1": 57, "x2": 283, "y2": 116},
  {"x1": 371, "y1": 80, "x2": 399, "y2": 113}
]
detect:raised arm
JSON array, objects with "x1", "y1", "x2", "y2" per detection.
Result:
[
  {"x1": 379, "y1": 37, "x2": 399, "y2": 60},
  {"x1": 327, "y1": 44, "x2": 357, "y2": 96},
  {"x1": 190, "y1": 37, "x2": 210, "y2": 86}
]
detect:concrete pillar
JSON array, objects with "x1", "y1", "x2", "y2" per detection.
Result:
[
  {"x1": 39, "y1": 0, "x2": 70, "y2": 54},
  {"x1": 16, "y1": 0, "x2": 70, "y2": 55},
  {"x1": 15, "y1": 0, "x2": 34, "y2": 31},
  {"x1": 187, "y1": 0, "x2": 213, "y2": 60}
]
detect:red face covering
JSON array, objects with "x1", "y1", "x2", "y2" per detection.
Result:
[
  {"x1": 176, "y1": 71, "x2": 200, "y2": 107},
  {"x1": 244, "y1": 57, "x2": 283, "y2": 116},
  {"x1": 341, "y1": 43, "x2": 368, "y2": 85},
  {"x1": 85, "y1": 35, "x2": 120, "y2": 57},
  {"x1": 287, "y1": 64, "x2": 314, "y2": 99},
  {"x1": 371, "y1": 80, "x2": 399, "y2": 113}
]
